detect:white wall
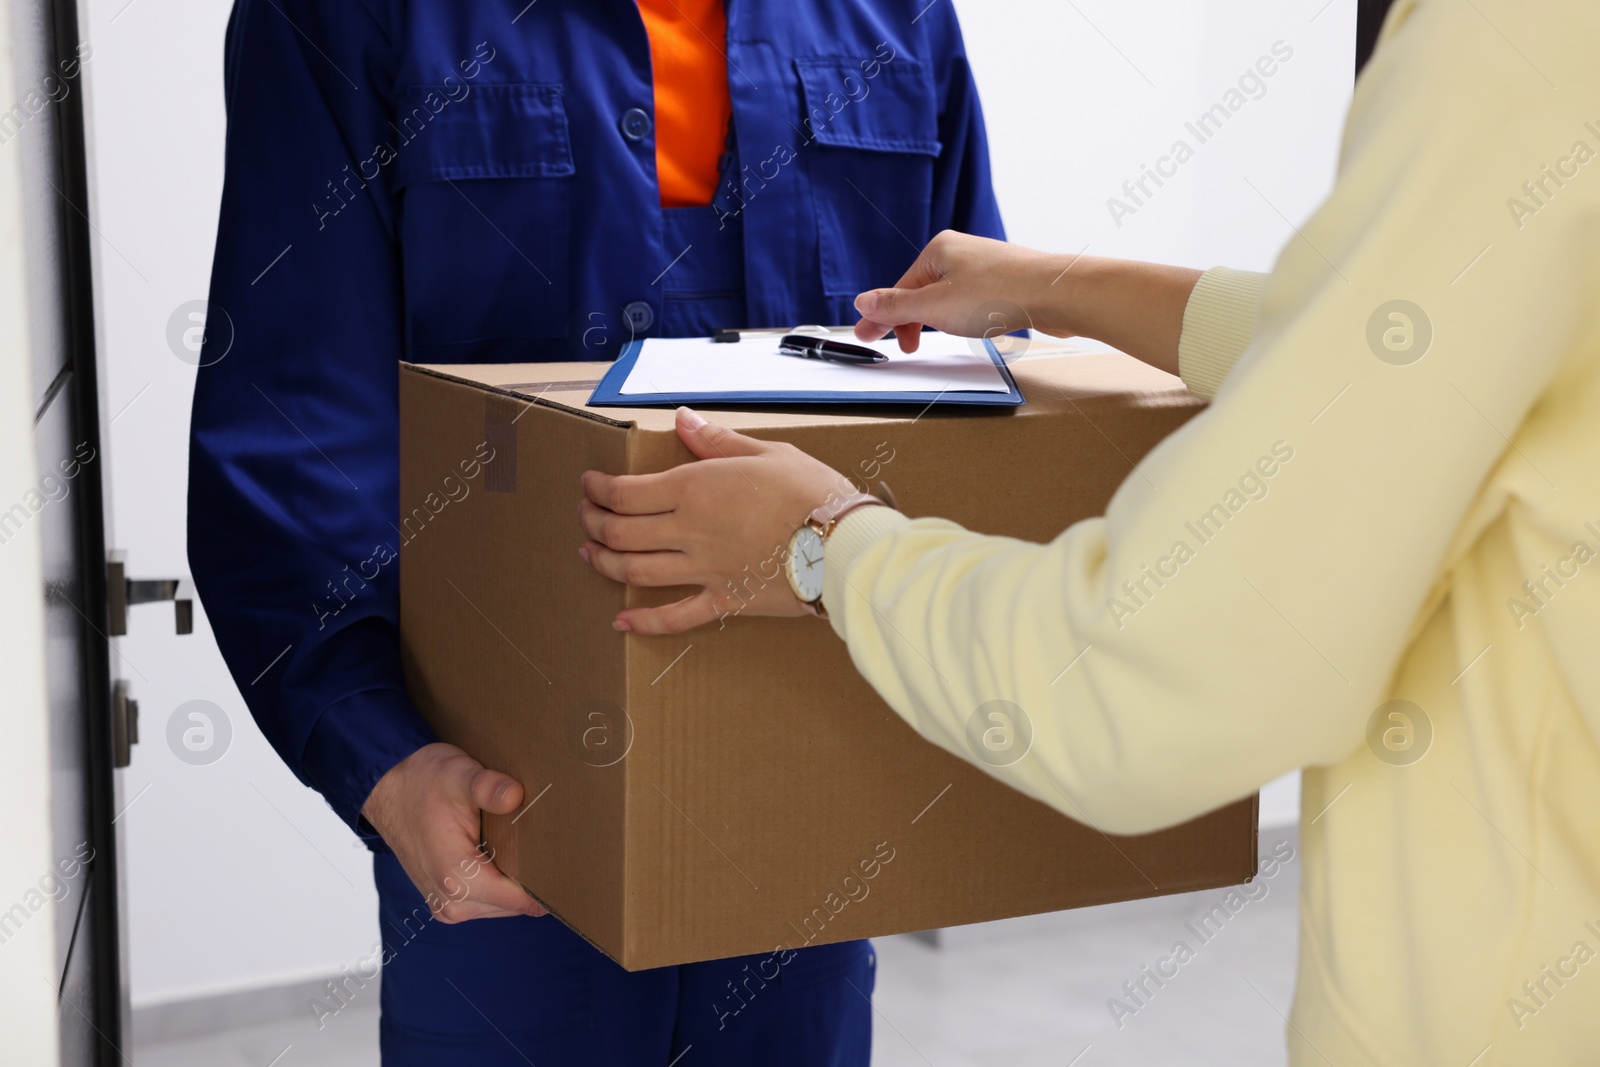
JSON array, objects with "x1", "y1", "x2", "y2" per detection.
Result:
[
  {"x1": 0, "y1": 0, "x2": 68, "y2": 1055},
  {"x1": 83, "y1": 0, "x2": 1352, "y2": 1007},
  {"x1": 959, "y1": 0, "x2": 1354, "y2": 271}
]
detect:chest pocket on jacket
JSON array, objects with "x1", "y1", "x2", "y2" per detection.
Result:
[
  {"x1": 796, "y1": 57, "x2": 941, "y2": 297},
  {"x1": 393, "y1": 83, "x2": 574, "y2": 362}
]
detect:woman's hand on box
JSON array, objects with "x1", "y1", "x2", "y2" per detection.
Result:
[
  {"x1": 579, "y1": 407, "x2": 855, "y2": 635},
  {"x1": 361, "y1": 742, "x2": 548, "y2": 922}
]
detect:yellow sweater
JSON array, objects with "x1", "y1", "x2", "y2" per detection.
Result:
[{"x1": 823, "y1": 1, "x2": 1600, "y2": 1062}]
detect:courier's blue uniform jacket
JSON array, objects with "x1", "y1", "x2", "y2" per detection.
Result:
[
  {"x1": 190, "y1": 0, "x2": 1002, "y2": 839},
  {"x1": 189, "y1": 1, "x2": 999, "y2": 1058}
]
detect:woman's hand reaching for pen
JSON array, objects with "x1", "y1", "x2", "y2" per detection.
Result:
[
  {"x1": 853, "y1": 230, "x2": 1204, "y2": 377},
  {"x1": 852, "y1": 230, "x2": 1076, "y2": 353}
]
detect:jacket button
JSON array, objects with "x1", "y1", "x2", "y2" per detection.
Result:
[
  {"x1": 623, "y1": 301, "x2": 654, "y2": 333},
  {"x1": 620, "y1": 108, "x2": 652, "y2": 142}
]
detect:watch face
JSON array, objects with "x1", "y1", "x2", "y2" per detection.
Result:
[{"x1": 787, "y1": 526, "x2": 826, "y2": 603}]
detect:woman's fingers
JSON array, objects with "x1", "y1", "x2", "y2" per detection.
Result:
[
  {"x1": 852, "y1": 231, "x2": 966, "y2": 344},
  {"x1": 581, "y1": 469, "x2": 679, "y2": 516},
  {"x1": 580, "y1": 541, "x2": 699, "y2": 588},
  {"x1": 853, "y1": 319, "x2": 890, "y2": 343},
  {"x1": 854, "y1": 287, "x2": 942, "y2": 353},
  {"x1": 579, "y1": 403, "x2": 857, "y2": 634},
  {"x1": 674, "y1": 407, "x2": 768, "y2": 461},
  {"x1": 578, "y1": 500, "x2": 679, "y2": 552},
  {"x1": 614, "y1": 588, "x2": 729, "y2": 636},
  {"x1": 854, "y1": 285, "x2": 929, "y2": 329}
]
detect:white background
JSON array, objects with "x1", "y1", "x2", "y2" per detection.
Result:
[{"x1": 76, "y1": 0, "x2": 1355, "y2": 1008}]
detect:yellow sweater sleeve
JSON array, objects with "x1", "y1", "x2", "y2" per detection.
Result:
[
  {"x1": 822, "y1": 0, "x2": 1600, "y2": 835},
  {"x1": 1177, "y1": 267, "x2": 1268, "y2": 399}
]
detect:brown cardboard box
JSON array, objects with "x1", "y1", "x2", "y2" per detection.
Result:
[{"x1": 398, "y1": 350, "x2": 1258, "y2": 971}]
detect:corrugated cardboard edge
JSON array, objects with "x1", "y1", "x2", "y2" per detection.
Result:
[
  {"x1": 1248, "y1": 792, "x2": 1261, "y2": 882},
  {"x1": 619, "y1": 424, "x2": 642, "y2": 965},
  {"x1": 402, "y1": 363, "x2": 636, "y2": 430},
  {"x1": 400, "y1": 362, "x2": 643, "y2": 965}
]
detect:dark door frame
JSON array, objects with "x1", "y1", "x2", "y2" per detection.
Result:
[
  {"x1": 1356, "y1": 0, "x2": 1396, "y2": 75},
  {"x1": 46, "y1": 0, "x2": 125, "y2": 1059}
]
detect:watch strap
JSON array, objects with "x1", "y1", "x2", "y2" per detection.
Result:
[
  {"x1": 808, "y1": 492, "x2": 891, "y2": 619},
  {"x1": 809, "y1": 492, "x2": 885, "y2": 535}
]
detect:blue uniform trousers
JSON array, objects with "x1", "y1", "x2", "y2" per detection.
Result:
[{"x1": 375, "y1": 854, "x2": 875, "y2": 1065}]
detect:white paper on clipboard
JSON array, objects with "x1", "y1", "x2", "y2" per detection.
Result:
[{"x1": 615, "y1": 333, "x2": 1012, "y2": 397}]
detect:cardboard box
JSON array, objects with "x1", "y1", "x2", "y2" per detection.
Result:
[{"x1": 398, "y1": 350, "x2": 1258, "y2": 971}]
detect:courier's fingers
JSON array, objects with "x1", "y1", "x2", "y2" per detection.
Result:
[
  {"x1": 437, "y1": 865, "x2": 547, "y2": 921},
  {"x1": 582, "y1": 469, "x2": 680, "y2": 516},
  {"x1": 579, "y1": 500, "x2": 679, "y2": 552},
  {"x1": 469, "y1": 769, "x2": 523, "y2": 815},
  {"x1": 614, "y1": 588, "x2": 727, "y2": 636},
  {"x1": 580, "y1": 542, "x2": 698, "y2": 589}
]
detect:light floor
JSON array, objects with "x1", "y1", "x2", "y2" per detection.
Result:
[{"x1": 135, "y1": 833, "x2": 1300, "y2": 1066}]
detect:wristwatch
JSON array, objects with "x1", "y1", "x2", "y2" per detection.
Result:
[{"x1": 785, "y1": 491, "x2": 887, "y2": 617}]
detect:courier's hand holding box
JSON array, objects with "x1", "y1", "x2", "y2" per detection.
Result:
[{"x1": 398, "y1": 351, "x2": 1258, "y2": 970}]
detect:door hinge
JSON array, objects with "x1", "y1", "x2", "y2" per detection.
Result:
[{"x1": 112, "y1": 679, "x2": 139, "y2": 769}]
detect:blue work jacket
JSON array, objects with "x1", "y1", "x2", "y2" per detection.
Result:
[{"x1": 188, "y1": 0, "x2": 1004, "y2": 840}]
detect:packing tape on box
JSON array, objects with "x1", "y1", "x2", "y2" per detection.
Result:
[
  {"x1": 499, "y1": 380, "x2": 603, "y2": 393},
  {"x1": 484, "y1": 393, "x2": 520, "y2": 493}
]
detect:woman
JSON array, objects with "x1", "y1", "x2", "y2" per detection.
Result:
[{"x1": 577, "y1": 1, "x2": 1600, "y2": 1061}]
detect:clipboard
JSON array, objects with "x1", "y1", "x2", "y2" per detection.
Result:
[{"x1": 586, "y1": 331, "x2": 1025, "y2": 408}]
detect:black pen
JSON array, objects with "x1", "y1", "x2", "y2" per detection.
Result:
[{"x1": 778, "y1": 334, "x2": 889, "y2": 365}]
